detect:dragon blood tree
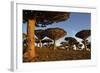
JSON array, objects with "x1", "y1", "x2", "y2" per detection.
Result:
[{"x1": 45, "y1": 28, "x2": 67, "y2": 50}]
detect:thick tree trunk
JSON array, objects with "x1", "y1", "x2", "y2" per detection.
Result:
[
  {"x1": 23, "y1": 19, "x2": 36, "y2": 61},
  {"x1": 54, "y1": 40, "x2": 56, "y2": 50}
]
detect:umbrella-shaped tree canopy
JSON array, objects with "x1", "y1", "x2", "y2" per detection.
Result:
[
  {"x1": 45, "y1": 28, "x2": 67, "y2": 40},
  {"x1": 45, "y1": 27, "x2": 67, "y2": 50},
  {"x1": 75, "y1": 30, "x2": 91, "y2": 40},
  {"x1": 23, "y1": 10, "x2": 70, "y2": 27}
]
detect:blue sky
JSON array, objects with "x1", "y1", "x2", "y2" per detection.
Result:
[{"x1": 23, "y1": 12, "x2": 91, "y2": 46}]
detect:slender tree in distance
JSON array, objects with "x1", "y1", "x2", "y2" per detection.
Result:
[{"x1": 23, "y1": 10, "x2": 70, "y2": 61}]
